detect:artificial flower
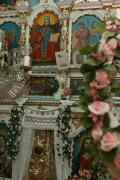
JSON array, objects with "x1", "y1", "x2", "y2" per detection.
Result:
[
  {"x1": 92, "y1": 124, "x2": 103, "y2": 140},
  {"x1": 89, "y1": 81, "x2": 99, "y2": 89},
  {"x1": 89, "y1": 113, "x2": 97, "y2": 122},
  {"x1": 89, "y1": 89, "x2": 96, "y2": 96},
  {"x1": 114, "y1": 153, "x2": 120, "y2": 169},
  {"x1": 101, "y1": 132, "x2": 119, "y2": 152},
  {"x1": 98, "y1": 38, "x2": 117, "y2": 64},
  {"x1": 93, "y1": 95, "x2": 97, "y2": 101},
  {"x1": 88, "y1": 101, "x2": 110, "y2": 115},
  {"x1": 95, "y1": 69, "x2": 110, "y2": 87},
  {"x1": 115, "y1": 19, "x2": 120, "y2": 26},
  {"x1": 106, "y1": 20, "x2": 113, "y2": 26},
  {"x1": 91, "y1": 51, "x2": 106, "y2": 62}
]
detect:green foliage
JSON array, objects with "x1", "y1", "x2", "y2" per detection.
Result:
[
  {"x1": 80, "y1": 63, "x2": 96, "y2": 74},
  {"x1": 111, "y1": 79, "x2": 120, "y2": 89},
  {"x1": 102, "y1": 31, "x2": 115, "y2": 39},
  {"x1": 56, "y1": 106, "x2": 72, "y2": 160},
  {"x1": 103, "y1": 113, "x2": 110, "y2": 129},
  {"x1": 80, "y1": 113, "x2": 94, "y2": 129},
  {"x1": 84, "y1": 57, "x2": 99, "y2": 66},
  {"x1": 102, "y1": 148, "x2": 117, "y2": 161},
  {"x1": 78, "y1": 14, "x2": 120, "y2": 169},
  {"x1": 80, "y1": 44, "x2": 98, "y2": 55},
  {"x1": 94, "y1": 22, "x2": 105, "y2": 33},
  {"x1": 84, "y1": 72, "x2": 94, "y2": 83},
  {"x1": 97, "y1": 87, "x2": 113, "y2": 101},
  {"x1": 91, "y1": 142, "x2": 101, "y2": 168},
  {"x1": 104, "y1": 64, "x2": 117, "y2": 72},
  {"x1": 7, "y1": 105, "x2": 23, "y2": 160}
]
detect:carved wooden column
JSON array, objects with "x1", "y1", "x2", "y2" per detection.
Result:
[{"x1": 60, "y1": 9, "x2": 69, "y2": 51}]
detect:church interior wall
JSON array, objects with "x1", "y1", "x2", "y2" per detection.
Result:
[{"x1": 0, "y1": 0, "x2": 120, "y2": 180}]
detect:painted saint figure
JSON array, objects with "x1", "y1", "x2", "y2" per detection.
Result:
[
  {"x1": 73, "y1": 22, "x2": 90, "y2": 50},
  {"x1": 72, "y1": 22, "x2": 90, "y2": 64},
  {"x1": 40, "y1": 16, "x2": 52, "y2": 59},
  {"x1": 72, "y1": 137, "x2": 93, "y2": 177},
  {"x1": 32, "y1": 15, "x2": 60, "y2": 62}
]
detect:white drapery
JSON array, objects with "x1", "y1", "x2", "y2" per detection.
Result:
[
  {"x1": 17, "y1": 128, "x2": 35, "y2": 180},
  {"x1": 21, "y1": 107, "x2": 70, "y2": 180},
  {"x1": 5, "y1": 106, "x2": 71, "y2": 180}
]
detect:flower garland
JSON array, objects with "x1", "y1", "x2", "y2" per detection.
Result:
[
  {"x1": 79, "y1": 9, "x2": 120, "y2": 169},
  {"x1": 56, "y1": 105, "x2": 72, "y2": 159},
  {"x1": 7, "y1": 104, "x2": 23, "y2": 160}
]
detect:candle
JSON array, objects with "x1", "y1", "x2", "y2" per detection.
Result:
[{"x1": 23, "y1": 55, "x2": 30, "y2": 66}]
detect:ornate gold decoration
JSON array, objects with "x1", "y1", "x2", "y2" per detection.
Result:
[
  {"x1": 72, "y1": 119, "x2": 81, "y2": 129},
  {"x1": 60, "y1": 18, "x2": 69, "y2": 51},
  {"x1": 28, "y1": 131, "x2": 56, "y2": 180}
]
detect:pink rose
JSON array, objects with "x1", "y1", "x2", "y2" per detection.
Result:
[
  {"x1": 99, "y1": 38, "x2": 117, "y2": 64},
  {"x1": 115, "y1": 20, "x2": 120, "y2": 26},
  {"x1": 104, "y1": 38, "x2": 117, "y2": 63},
  {"x1": 92, "y1": 51, "x2": 106, "y2": 62},
  {"x1": 89, "y1": 113, "x2": 97, "y2": 122},
  {"x1": 89, "y1": 81, "x2": 99, "y2": 89},
  {"x1": 93, "y1": 95, "x2": 97, "y2": 101},
  {"x1": 88, "y1": 101, "x2": 110, "y2": 115},
  {"x1": 101, "y1": 132, "x2": 119, "y2": 152},
  {"x1": 114, "y1": 154, "x2": 120, "y2": 169},
  {"x1": 89, "y1": 89, "x2": 96, "y2": 96},
  {"x1": 96, "y1": 69, "x2": 110, "y2": 87},
  {"x1": 112, "y1": 24, "x2": 117, "y2": 30},
  {"x1": 106, "y1": 20, "x2": 113, "y2": 26},
  {"x1": 106, "y1": 24, "x2": 113, "y2": 30},
  {"x1": 92, "y1": 124, "x2": 103, "y2": 140}
]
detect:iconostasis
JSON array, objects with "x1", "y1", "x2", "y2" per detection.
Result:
[{"x1": 0, "y1": 0, "x2": 120, "y2": 180}]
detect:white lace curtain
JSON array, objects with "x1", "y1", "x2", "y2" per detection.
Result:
[{"x1": 13, "y1": 128, "x2": 35, "y2": 180}]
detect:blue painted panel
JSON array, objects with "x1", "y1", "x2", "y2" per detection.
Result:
[
  {"x1": 29, "y1": 0, "x2": 39, "y2": 7},
  {"x1": 0, "y1": 22, "x2": 20, "y2": 50}
]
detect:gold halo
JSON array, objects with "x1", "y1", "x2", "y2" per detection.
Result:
[{"x1": 35, "y1": 12, "x2": 59, "y2": 26}]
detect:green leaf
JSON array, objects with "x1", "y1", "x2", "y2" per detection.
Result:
[
  {"x1": 80, "y1": 46, "x2": 94, "y2": 55},
  {"x1": 103, "y1": 113, "x2": 110, "y2": 128},
  {"x1": 102, "y1": 31, "x2": 115, "y2": 39},
  {"x1": 94, "y1": 22, "x2": 105, "y2": 33},
  {"x1": 84, "y1": 72, "x2": 94, "y2": 83},
  {"x1": 104, "y1": 64, "x2": 117, "y2": 72},
  {"x1": 116, "y1": 39, "x2": 120, "y2": 46},
  {"x1": 80, "y1": 64, "x2": 95, "y2": 74},
  {"x1": 84, "y1": 57, "x2": 98, "y2": 66},
  {"x1": 80, "y1": 44, "x2": 98, "y2": 55},
  {"x1": 111, "y1": 79, "x2": 120, "y2": 89}
]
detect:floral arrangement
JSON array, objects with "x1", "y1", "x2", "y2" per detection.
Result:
[
  {"x1": 72, "y1": 169, "x2": 92, "y2": 180},
  {"x1": 79, "y1": 9, "x2": 120, "y2": 170}
]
